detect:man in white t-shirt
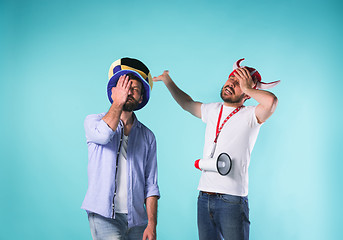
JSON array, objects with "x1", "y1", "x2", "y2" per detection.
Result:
[{"x1": 153, "y1": 58, "x2": 279, "y2": 240}]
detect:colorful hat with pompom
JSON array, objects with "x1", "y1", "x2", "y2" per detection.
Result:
[{"x1": 107, "y1": 57, "x2": 153, "y2": 110}]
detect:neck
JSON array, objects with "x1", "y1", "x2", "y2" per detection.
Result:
[
  {"x1": 223, "y1": 102, "x2": 244, "y2": 108},
  {"x1": 120, "y1": 111, "x2": 134, "y2": 126}
]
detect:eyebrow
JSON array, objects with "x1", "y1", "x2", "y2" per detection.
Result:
[{"x1": 131, "y1": 85, "x2": 141, "y2": 90}]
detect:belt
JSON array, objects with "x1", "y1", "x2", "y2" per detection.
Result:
[{"x1": 201, "y1": 191, "x2": 223, "y2": 196}]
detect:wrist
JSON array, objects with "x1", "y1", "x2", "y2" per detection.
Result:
[
  {"x1": 162, "y1": 75, "x2": 172, "y2": 85},
  {"x1": 111, "y1": 100, "x2": 125, "y2": 110},
  {"x1": 147, "y1": 221, "x2": 157, "y2": 228},
  {"x1": 242, "y1": 86, "x2": 254, "y2": 94}
]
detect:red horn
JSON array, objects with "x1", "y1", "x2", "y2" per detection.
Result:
[{"x1": 233, "y1": 58, "x2": 245, "y2": 70}]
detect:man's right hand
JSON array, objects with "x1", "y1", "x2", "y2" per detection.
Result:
[
  {"x1": 111, "y1": 74, "x2": 132, "y2": 107},
  {"x1": 152, "y1": 70, "x2": 171, "y2": 84}
]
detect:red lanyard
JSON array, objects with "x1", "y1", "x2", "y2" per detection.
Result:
[{"x1": 214, "y1": 105, "x2": 243, "y2": 143}]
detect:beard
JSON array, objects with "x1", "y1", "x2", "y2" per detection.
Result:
[
  {"x1": 123, "y1": 96, "x2": 140, "y2": 112},
  {"x1": 220, "y1": 86, "x2": 245, "y2": 104}
]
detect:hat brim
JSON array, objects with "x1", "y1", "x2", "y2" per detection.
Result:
[{"x1": 107, "y1": 70, "x2": 151, "y2": 110}]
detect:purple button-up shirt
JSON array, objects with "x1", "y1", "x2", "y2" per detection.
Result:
[{"x1": 81, "y1": 112, "x2": 160, "y2": 228}]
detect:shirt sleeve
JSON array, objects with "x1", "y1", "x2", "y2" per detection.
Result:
[
  {"x1": 247, "y1": 106, "x2": 263, "y2": 128},
  {"x1": 144, "y1": 135, "x2": 160, "y2": 199},
  {"x1": 201, "y1": 103, "x2": 210, "y2": 123},
  {"x1": 84, "y1": 113, "x2": 116, "y2": 145}
]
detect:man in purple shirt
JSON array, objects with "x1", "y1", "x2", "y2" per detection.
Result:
[{"x1": 82, "y1": 58, "x2": 160, "y2": 240}]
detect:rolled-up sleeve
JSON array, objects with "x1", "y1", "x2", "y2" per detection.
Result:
[
  {"x1": 144, "y1": 137, "x2": 160, "y2": 199},
  {"x1": 84, "y1": 113, "x2": 115, "y2": 145}
]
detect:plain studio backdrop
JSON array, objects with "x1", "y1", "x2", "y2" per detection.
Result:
[{"x1": 1, "y1": 0, "x2": 342, "y2": 239}]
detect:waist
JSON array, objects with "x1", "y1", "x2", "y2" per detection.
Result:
[
  {"x1": 200, "y1": 191, "x2": 224, "y2": 196},
  {"x1": 200, "y1": 191, "x2": 248, "y2": 198}
]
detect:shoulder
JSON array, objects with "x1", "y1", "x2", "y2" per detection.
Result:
[
  {"x1": 242, "y1": 105, "x2": 256, "y2": 112},
  {"x1": 202, "y1": 102, "x2": 222, "y2": 109},
  {"x1": 201, "y1": 102, "x2": 222, "y2": 115},
  {"x1": 201, "y1": 102, "x2": 222, "y2": 122},
  {"x1": 135, "y1": 120, "x2": 156, "y2": 142},
  {"x1": 241, "y1": 105, "x2": 261, "y2": 127}
]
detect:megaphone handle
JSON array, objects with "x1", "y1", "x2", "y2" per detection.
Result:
[{"x1": 210, "y1": 142, "x2": 216, "y2": 158}]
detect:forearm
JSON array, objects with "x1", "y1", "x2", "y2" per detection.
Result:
[
  {"x1": 244, "y1": 88, "x2": 278, "y2": 112},
  {"x1": 102, "y1": 102, "x2": 123, "y2": 131},
  {"x1": 145, "y1": 196, "x2": 158, "y2": 227},
  {"x1": 244, "y1": 87, "x2": 278, "y2": 123},
  {"x1": 163, "y1": 77, "x2": 192, "y2": 108},
  {"x1": 163, "y1": 77, "x2": 202, "y2": 118}
]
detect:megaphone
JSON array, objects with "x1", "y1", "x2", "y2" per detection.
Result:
[{"x1": 194, "y1": 153, "x2": 232, "y2": 176}]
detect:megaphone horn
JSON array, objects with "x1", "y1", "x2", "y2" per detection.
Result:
[{"x1": 194, "y1": 153, "x2": 232, "y2": 176}]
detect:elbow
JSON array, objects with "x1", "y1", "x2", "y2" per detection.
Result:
[
  {"x1": 94, "y1": 135, "x2": 112, "y2": 145},
  {"x1": 84, "y1": 116, "x2": 114, "y2": 145},
  {"x1": 180, "y1": 98, "x2": 195, "y2": 112},
  {"x1": 86, "y1": 131, "x2": 112, "y2": 145},
  {"x1": 270, "y1": 96, "x2": 278, "y2": 113}
]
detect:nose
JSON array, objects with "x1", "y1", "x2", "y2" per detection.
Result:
[
  {"x1": 226, "y1": 78, "x2": 235, "y2": 88},
  {"x1": 128, "y1": 83, "x2": 134, "y2": 95}
]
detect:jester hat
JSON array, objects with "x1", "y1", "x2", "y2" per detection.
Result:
[
  {"x1": 107, "y1": 57, "x2": 153, "y2": 110},
  {"x1": 229, "y1": 58, "x2": 280, "y2": 90}
]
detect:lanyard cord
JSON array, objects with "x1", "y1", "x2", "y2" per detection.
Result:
[{"x1": 214, "y1": 105, "x2": 243, "y2": 143}]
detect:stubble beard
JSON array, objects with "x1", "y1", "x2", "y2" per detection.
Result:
[
  {"x1": 220, "y1": 87, "x2": 245, "y2": 104},
  {"x1": 123, "y1": 97, "x2": 140, "y2": 112}
]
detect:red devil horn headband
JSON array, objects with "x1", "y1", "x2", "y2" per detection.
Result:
[{"x1": 232, "y1": 58, "x2": 280, "y2": 90}]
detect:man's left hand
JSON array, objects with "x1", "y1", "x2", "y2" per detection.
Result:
[
  {"x1": 234, "y1": 67, "x2": 255, "y2": 93},
  {"x1": 142, "y1": 224, "x2": 156, "y2": 240}
]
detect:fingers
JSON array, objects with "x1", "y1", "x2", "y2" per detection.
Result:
[
  {"x1": 117, "y1": 74, "x2": 125, "y2": 86},
  {"x1": 152, "y1": 76, "x2": 160, "y2": 82},
  {"x1": 142, "y1": 232, "x2": 149, "y2": 240},
  {"x1": 241, "y1": 67, "x2": 251, "y2": 79},
  {"x1": 123, "y1": 76, "x2": 131, "y2": 90},
  {"x1": 152, "y1": 70, "x2": 170, "y2": 82},
  {"x1": 117, "y1": 75, "x2": 131, "y2": 90},
  {"x1": 236, "y1": 67, "x2": 251, "y2": 79},
  {"x1": 142, "y1": 228, "x2": 156, "y2": 240},
  {"x1": 142, "y1": 233, "x2": 155, "y2": 240},
  {"x1": 234, "y1": 68, "x2": 245, "y2": 79}
]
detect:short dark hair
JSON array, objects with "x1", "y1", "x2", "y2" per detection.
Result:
[
  {"x1": 126, "y1": 73, "x2": 140, "y2": 81},
  {"x1": 126, "y1": 73, "x2": 145, "y2": 96}
]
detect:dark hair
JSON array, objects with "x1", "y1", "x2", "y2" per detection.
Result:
[{"x1": 126, "y1": 73, "x2": 145, "y2": 96}]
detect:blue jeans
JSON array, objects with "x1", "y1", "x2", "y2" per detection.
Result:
[
  {"x1": 197, "y1": 191, "x2": 250, "y2": 240},
  {"x1": 88, "y1": 212, "x2": 146, "y2": 240}
]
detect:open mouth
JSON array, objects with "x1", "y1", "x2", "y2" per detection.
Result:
[{"x1": 224, "y1": 87, "x2": 234, "y2": 95}]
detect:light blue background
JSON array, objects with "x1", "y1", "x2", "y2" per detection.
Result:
[{"x1": 1, "y1": 0, "x2": 342, "y2": 239}]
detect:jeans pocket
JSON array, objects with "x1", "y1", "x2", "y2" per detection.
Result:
[{"x1": 219, "y1": 194, "x2": 242, "y2": 204}]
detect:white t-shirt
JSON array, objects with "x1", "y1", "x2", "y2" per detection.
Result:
[
  {"x1": 115, "y1": 134, "x2": 129, "y2": 213},
  {"x1": 198, "y1": 102, "x2": 262, "y2": 197}
]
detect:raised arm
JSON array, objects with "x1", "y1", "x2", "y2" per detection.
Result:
[
  {"x1": 102, "y1": 75, "x2": 131, "y2": 130},
  {"x1": 234, "y1": 68, "x2": 278, "y2": 123},
  {"x1": 153, "y1": 71, "x2": 202, "y2": 118}
]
